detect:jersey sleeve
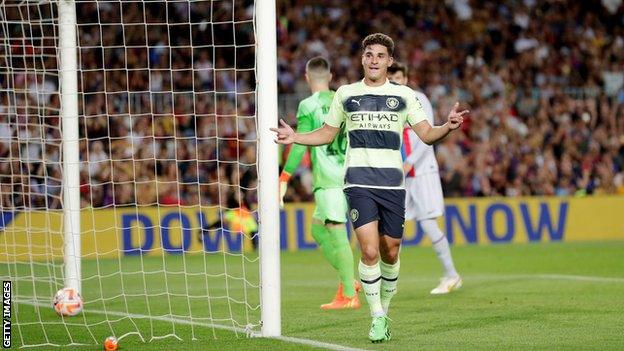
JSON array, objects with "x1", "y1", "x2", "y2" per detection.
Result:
[
  {"x1": 324, "y1": 88, "x2": 345, "y2": 128},
  {"x1": 406, "y1": 90, "x2": 427, "y2": 126},
  {"x1": 415, "y1": 92, "x2": 434, "y2": 123},
  {"x1": 405, "y1": 93, "x2": 434, "y2": 166},
  {"x1": 282, "y1": 102, "x2": 313, "y2": 175}
]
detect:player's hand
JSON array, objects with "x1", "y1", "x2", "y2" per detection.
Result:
[
  {"x1": 403, "y1": 162, "x2": 414, "y2": 174},
  {"x1": 279, "y1": 181, "x2": 287, "y2": 208},
  {"x1": 270, "y1": 119, "x2": 296, "y2": 144},
  {"x1": 447, "y1": 102, "x2": 469, "y2": 130},
  {"x1": 278, "y1": 172, "x2": 290, "y2": 209}
]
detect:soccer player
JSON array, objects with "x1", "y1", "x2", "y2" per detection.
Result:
[
  {"x1": 279, "y1": 57, "x2": 360, "y2": 310},
  {"x1": 387, "y1": 62, "x2": 462, "y2": 294},
  {"x1": 271, "y1": 33, "x2": 467, "y2": 343}
]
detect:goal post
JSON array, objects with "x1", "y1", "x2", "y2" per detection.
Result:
[
  {"x1": 0, "y1": 0, "x2": 281, "y2": 346},
  {"x1": 256, "y1": 0, "x2": 281, "y2": 338},
  {"x1": 59, "y1": 0, "x2": 81, "y2": 294}
]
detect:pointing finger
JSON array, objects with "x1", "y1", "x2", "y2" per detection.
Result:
[{"x1": 450, "y1": 115, "x2": 463, "y2": 122}]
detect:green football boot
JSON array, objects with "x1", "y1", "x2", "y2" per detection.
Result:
[{"x1": 368, "y1": 316, "x2": 391, "y2": 343}]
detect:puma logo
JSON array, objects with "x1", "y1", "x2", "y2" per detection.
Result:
[{"x1": 351, "y1": 98, "x2": 361, "y2": 106}]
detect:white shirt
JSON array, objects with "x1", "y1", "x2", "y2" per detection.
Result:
[{"x1": 401, "y1": 91, "x2": 439, "y2": 178}]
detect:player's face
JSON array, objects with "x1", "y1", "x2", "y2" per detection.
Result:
[
  {"x1": 388, "y1": 71, "x2": 408, "y2": 85},
  {"x1": 361, "y1": 44, "x2": 393, "y2": 83}
]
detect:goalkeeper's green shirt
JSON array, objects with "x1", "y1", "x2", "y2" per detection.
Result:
[
  {"x1": 324, "y1": 79, "x2": 427, "y2": 190},
  {"x1": 282, "y1": 90, "x2": 346, "y2": 190}
]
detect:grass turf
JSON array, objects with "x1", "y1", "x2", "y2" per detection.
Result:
[{"x1": 2, "y1": 241, "x2": 623, "y2": 350}]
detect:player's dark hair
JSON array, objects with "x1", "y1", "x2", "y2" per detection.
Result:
[
  {"x1": 361, "y1": 33, "x2": 394, "y2": 56},
  {"x1": 388, "y1": 62, "x2": 408, "y2": 76},
  {"x1": 306, "y1": 56, "x2": 330, "y2": 73}
]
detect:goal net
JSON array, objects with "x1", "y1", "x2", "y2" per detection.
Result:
[{"x1": 0, "y1": 0, "x2": 279, "y2": 347}]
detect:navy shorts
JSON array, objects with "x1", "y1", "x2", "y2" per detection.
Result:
[{"x1": 344, "y1": 187, "x2": 406, "y2": 239}]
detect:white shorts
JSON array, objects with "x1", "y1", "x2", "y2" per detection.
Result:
[{"x1": 405, "y1": 172, "x2": 444, "y2": 221}]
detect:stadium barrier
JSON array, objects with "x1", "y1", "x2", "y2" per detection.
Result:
[{"x1": 1, "y1": 196, "x2": 623, "y2": 260}]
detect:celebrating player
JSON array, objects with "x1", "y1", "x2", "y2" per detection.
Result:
[
  {"x1": 388, "y1": 63, "x2": 462, "y2": 294},
  {"x1": 271, "y1": 33, "x2": 468, "y2": 343},
  {"x1": 279, "y1": 57, "x2": 360, "y2": 310}
]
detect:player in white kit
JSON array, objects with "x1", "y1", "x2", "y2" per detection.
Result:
[{"x1": 388, "y1": 63, "x2": 462, "y2": 294}]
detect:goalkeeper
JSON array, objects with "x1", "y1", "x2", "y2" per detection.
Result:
[{"x1": 279, "y1": 57, "x2": 360, "y2": 310}]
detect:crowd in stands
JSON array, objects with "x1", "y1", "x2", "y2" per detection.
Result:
[
  {"x1": 0, "y1": 0, "x2": 623, "y2": 210},
  {"x1": 1, "y1": 0, "x2": 257, "y2": 209},
  {"x1": 278, "y1": 0, "x2": 624, "y2": 201}
]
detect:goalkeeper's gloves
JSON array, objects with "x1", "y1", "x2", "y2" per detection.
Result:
[{"x1": 279, "y1": 172, "x2": 291, "y2": 208}]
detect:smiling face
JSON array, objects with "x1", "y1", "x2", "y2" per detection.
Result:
[{"x1": 361, "y1": 44, "x2": 393, "y2": 86}]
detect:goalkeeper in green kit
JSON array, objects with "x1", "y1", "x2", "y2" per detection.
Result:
[{"x1": 279, "y1": 57, "x2": 360, "y2": 310}]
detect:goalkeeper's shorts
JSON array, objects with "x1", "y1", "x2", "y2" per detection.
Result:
[{"x1": 313, "y1": 187, "x2": 348, "y2": 224}]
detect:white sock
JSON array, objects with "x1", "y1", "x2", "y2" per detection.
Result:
[
  {"x1": 379, "y1": 259, "x2": 399, "y2": 315},
  {"x1": 358, "y1": 260, "x2": 385, "y2": 317},
  {"x1": 421, "y1": 218, "x2": 458, "y2": 278}
]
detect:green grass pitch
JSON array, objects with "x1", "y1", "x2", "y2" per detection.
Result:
[{"x1": 3, "y1": 241, "x2": 624, "y2": 350}]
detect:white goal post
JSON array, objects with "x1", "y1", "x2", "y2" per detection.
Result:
[
  {"x1": 255, "y1": 0, "x2": 281, "y2": 338},
  {"x1": 0, "y1": 0, "x2": 280, "y2": 346},
  {"x1": 59, "y1": 0, "x2": 82, "y2": 296}
]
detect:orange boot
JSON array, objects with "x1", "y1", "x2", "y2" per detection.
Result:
[
  {"x1": 320, "y1": 281, "x2": 361, "y2": 310},
  {"x1": 320, "y1": 294, "x2": 361, "y2": 310}
]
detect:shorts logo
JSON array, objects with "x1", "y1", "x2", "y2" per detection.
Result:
[
  {"x1": 386, "y1": 97, "x2": 399, "y2": 110},
  {"x1": 350, "y1": 209, "x2": 359, "y2": 222}
]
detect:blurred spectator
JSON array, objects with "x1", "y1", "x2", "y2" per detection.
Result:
[
  {"x1": 278, "y1": 0, "x2": 624, "y2": 200},
  {"x1": 0, "y1": 0, "x2": 622, "y2": 213}
]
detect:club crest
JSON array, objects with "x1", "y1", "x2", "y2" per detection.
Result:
[
  {"x1": 350, "y1": 209, "x2": 359, "y2": 222},
  {"x1": 386, "y1": 97, "x2": 399, "y2": 109}
]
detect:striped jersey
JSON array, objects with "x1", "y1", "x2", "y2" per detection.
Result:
[
  {"x1": 325, "y1": 79, "x2": 427, "y2": 189},
  {"x1": 402, "y1": 90, "x2": 439, "y2": 178}
]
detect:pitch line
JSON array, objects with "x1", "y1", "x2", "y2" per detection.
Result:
[
  {"x1": 271, "y1": 335, "x2": 369, "y2": 351},
  {"x1": 15, "y1": 299, "x2": 368, "y2": 351}
]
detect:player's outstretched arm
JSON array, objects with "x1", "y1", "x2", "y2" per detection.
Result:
[
  {"x1": 271, "y1": 119, "x2": 339, "y2": 146},
  {"x1": 279, "y1": 112, "x2": 314, "y2": 208},
  {"x1": 412, "y1": 102, "x2": 468, "y2": 145}
]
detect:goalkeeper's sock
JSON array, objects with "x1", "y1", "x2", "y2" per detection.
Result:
[
  {"x1": 421, "y1": 219, "x2": 458, "y2": 278},
  {"x1": 379, "y1": 259, "x2": 400, "y2": 315},
  {"x1": 311, "y1": 223, "x2": 338, "y2": 270},
  {"x1": 327, "y1": 225, "x2": 356, "y2": 297},
  {"x1": 359, "y1": 260, "x2": 384, "y2": 317}
]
